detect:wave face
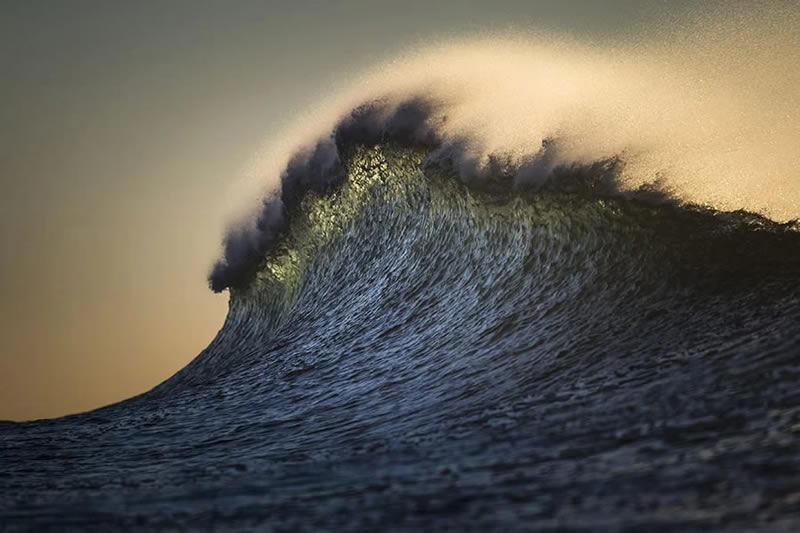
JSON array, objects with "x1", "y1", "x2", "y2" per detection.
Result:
[{"x1": 3, "y1": 141, "x2": 800, "y2": 530}]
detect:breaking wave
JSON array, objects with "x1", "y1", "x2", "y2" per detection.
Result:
[{"x1": 3, "y1": 4, "x2": 800, "y2": 530}]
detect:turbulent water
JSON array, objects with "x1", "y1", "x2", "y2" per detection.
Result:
[{"x1": 3, "y1": 138, "x2": 800, "y2": 530}]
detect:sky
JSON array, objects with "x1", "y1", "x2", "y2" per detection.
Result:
[{"x1": 0, "y1": 0, "x2": 727, "y2": 421}]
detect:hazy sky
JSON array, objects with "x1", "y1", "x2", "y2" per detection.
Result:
[{"x1": 1, "y1": 0, "x2": 718, "y2": 421}]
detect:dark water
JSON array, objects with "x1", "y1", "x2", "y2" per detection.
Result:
[{"x1": 3, "y1": 144, "x2": 800, "y2": 531}]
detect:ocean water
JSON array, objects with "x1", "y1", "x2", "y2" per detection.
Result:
[{"x1": 3, "y1": 141, "x2": 800, "y2": 531}]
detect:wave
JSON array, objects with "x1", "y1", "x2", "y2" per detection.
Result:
[
  {"x1": 9, "y1": 140, "x2": 794, "y2": 529},
  {"x1": 4, "y1": 5, "x2": 800, "y2": 530},
  {"x1": 175, "y1": 140, "x2": 800, "y2": 388},
  {"x1": 5, "y1": 108, "x2": 800, "y2": 533}
]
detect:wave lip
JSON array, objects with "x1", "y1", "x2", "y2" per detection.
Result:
[{"x1": 210, "y1": 99, "x2": 440, "y2": 292}]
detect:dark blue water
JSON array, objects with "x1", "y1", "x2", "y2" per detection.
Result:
[{"x1": 3, "y1": 143, "x2": 800, "y2": 531}]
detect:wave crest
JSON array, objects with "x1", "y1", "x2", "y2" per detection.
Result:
[{"x1": 212, "y1": 7, "x2": 800, "y2": 292}]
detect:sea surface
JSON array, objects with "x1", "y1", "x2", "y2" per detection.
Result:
[{"x1": 3, "y1": 143, "x2": 800, "y2": 531}]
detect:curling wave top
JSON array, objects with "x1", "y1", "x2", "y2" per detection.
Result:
[{"x1": 211, "y1": 5, "x2": 800, "y2": 292}]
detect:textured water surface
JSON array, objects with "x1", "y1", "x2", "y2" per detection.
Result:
[{"x1": 3, "y1": 144, "x2": 800, "y2": 531}]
